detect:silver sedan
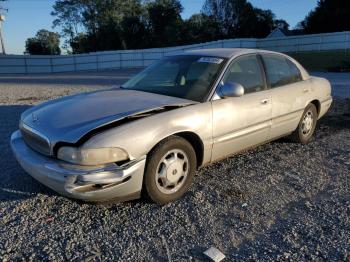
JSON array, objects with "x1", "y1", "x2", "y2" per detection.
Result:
[{"x1": 11, "y1": 48, "x2": 333, "y2": 204}]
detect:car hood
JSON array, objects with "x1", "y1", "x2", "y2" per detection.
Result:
[{"x1": 21, "y1": 89, "x2": 195, "y2": 146}]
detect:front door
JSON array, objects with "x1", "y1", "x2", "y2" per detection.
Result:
[{"x1": 211, "y1": 54, "x2": 272, "y2": 162}]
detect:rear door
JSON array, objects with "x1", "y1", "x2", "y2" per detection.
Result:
[
  {"x1": 261, "y1": 54, "x2": 309, "y2": 139},
  {"x1": 211, "y1": 54, "x2": 272, "y2": 161}
]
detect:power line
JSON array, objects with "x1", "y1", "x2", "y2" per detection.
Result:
[{"x1": 0, "y1": 0, "x2": 8, "y2": 55}]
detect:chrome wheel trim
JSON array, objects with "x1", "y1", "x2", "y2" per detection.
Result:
[
  {"x1": 301, "y1": 110, "x2": 314, "y2": 136},
  {"x1": 155, "y1": 149, "x2": 189, "y2": 195}
]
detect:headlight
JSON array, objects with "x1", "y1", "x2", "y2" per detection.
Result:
[{"x1": 57, "y1": 147, "x2": 129, "y2": 166}]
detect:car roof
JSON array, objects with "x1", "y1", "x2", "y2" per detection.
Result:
[
  {"x1": 184, "y1": 48, "x2": 277, "y2": 59},
  {"x1": 183, "y1": 48, "x2": 310, "y2": 81}
]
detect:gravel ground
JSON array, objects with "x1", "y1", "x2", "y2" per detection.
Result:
[{"x1": 0, "y1": 71, "x2": 349, "y2": 261}]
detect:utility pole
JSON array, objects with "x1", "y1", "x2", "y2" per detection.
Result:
[{"x1": 0, "y1": 0, "x2": 8, "y2": 55}]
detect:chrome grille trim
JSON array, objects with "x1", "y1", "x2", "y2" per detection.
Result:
[{"x1": 20, "y1": 123, "x2": 52, "y2": 156}]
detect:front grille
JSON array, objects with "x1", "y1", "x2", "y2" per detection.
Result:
[{"x1": 20, "y1": 124, "x2": 51, "y2": 156}]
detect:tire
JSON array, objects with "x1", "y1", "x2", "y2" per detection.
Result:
[
  {"x1": 143, "y1": 136, "x2": 197, "y2": 204},
  {"x1": 289, "y1": 103, "x2": 318, "y2": 144}
]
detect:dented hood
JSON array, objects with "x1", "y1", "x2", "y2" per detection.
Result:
[{"x1": 21, "y1": 89, "x2": 195, "y2": 145}]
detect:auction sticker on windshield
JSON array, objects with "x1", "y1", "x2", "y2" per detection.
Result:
[{"x1": 198, "y1": 57, "x2": 224, "y2": 64}]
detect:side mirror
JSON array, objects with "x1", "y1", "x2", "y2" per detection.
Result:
[{"x1": 218, "y1": 82, "x2": 245, "y2": 98}]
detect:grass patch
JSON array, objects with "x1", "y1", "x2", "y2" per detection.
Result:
[{"x1": 288, "y1": 50, "x2": 350, "y2": 72}]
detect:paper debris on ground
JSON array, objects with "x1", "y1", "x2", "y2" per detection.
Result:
[{"x1": 204, "y1": 247, "x2": 225, "y2": 262}]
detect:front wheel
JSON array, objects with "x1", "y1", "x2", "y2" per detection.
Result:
[
  {"x1": 143, "y1": 136, "x2": 197, "y2": 204},
  {"x1": 289, "y1": 103, "x2": 318, "y2": 144}
]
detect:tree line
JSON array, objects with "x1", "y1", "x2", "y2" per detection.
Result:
[{"x1": 25, "y1": 0, "x2": 350, "y2": 55}]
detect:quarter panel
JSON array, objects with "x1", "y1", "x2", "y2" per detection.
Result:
[
  {"x1": 270, "y1": 76, "x2": 332, "y2": 138},
  {"x1": 309, "y1": 76, "x2": 333, "y2": 119}
]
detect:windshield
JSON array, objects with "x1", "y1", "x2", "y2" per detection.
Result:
[{"x1": 122, "y1": 55, "x2": 226, "y2": 102}]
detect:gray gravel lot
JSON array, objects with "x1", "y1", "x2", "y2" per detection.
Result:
[{"x1": 0, "y1": 70, "x2": 349, "y2": 261}]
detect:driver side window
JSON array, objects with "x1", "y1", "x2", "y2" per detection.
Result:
[
  {"x1": 140, "y1": 62, "x2": 180, "y2": 87},
  {"x1": 222, "y1": 55, "x2": 265, "y2": 94}
]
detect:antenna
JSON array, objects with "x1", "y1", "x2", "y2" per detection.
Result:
[{"x1": 0, "y1": 0, "x2": 8, "y2": 55}]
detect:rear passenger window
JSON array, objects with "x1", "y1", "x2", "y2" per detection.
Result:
[
  {"x1": 262, "y1": 55, "x2": 302, "y2": 88},
  {"x1": 222, "y1": 55, "x2": 265, "y2": 94}
]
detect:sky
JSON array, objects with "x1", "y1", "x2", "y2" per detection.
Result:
[{"x1": 1, "y1": 0, "x2": 319, "y2": 55}]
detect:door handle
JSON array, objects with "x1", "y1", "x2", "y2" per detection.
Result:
[{"x1": 261, "y1": 99, "x2": 269, "y2": 105}]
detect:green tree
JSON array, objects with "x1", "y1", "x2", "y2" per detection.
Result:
[
  {"x1": 274, "y1": 19, "x2": 289, "y2": 30},
  {"x1": 70, "y1": 32, "x2": 90, "y2": 54},
  {"x1": 52, "y1": 0, "x2": 84, "y2": 51},
  {"x1": 300, "y1": 0, "x2": 350, "y2": 34},
  {"x1": 202, "y1": 0, "x2": 248, "y2": 36},
  {"x1": 202, "y1": 0, "x2": 281, "y2": 38},
  {"x1": 52, "y1": 0, "x2": 147, "y2": 53},
  {"x1": 236, "y1": 7, "x2": 275, "y2": 38},
  {"x1": 51, "y1": 0, "x2": 285, "y2": 53},
  {"x1": 182, "y1": 14, "x2": 222, "y2": 44},
  {"x1": 120, "y1": 16, "x2": 149, "y2": 49},
  {"x1": 145, "y1": 0, "x2": 184, "y2": 47},
  {"x1": 25, "y1": 29, "x2": 61, "y2": 55}
]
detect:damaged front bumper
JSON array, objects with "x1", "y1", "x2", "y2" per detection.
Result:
[{"x1": 10, "y1": 130, "x2": 146, "y2": 202}]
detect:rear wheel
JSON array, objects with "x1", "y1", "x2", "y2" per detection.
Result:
[
  {"x1": 143, "y1": 136, "x2": 197, "y2": 204},
  {"x1": 290, "y1": 103, "x2": 318, "y2": 144}
]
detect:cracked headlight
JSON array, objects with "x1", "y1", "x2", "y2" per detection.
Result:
[{"x1": 57, "y1": 147, "x2": 129, "y2": 166}]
